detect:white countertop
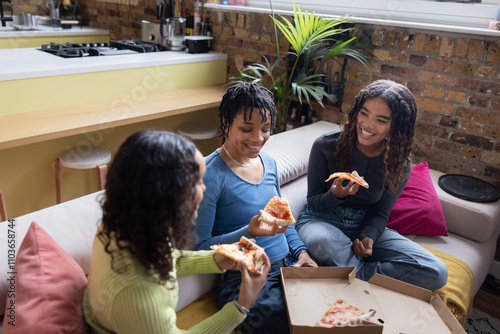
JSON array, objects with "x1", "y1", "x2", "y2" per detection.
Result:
[
  {"x1": 0, "y1": 48, "x2": 228, "y2": 81},
  {"x1": 0, "y1": 25, "x2": 109, "y2": 38}
]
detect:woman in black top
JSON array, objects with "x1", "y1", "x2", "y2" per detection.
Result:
[{"x1": 295, "y1": 80, "x2": 448, "y2": 291}]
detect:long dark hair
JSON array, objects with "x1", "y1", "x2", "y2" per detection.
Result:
[
  {"x1": 219, "y1": 82, "x2": 277, "y2": 137},
  {"x1": 336, "y1": 80, "x2": 417, "y2": 193},
  {"x1": 99, "y1": 130, "x2": 199, "y2": 283}
]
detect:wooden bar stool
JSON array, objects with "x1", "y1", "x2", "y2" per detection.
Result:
[
  {"x1": 0, "y1": 187, "x2": 7, "y2": 221},
  {"x1": 55, "y1": 147, "x2": 111, "y2": 204},
  {"x1": 178, "y1": 122, "x2": 221, "y2": 149}
]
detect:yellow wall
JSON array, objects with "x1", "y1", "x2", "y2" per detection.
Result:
[
  {"x1": 0, "y1": 34, "x2": 109, "y2": 49},
  {"x1": 0, "y1": 107, "x2": 219, "y2": 218},
  {"x1": 0, "y1": 60, "x2": 227, "y2": 117}
]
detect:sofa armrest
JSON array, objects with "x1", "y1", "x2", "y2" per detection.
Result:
[{"x1": 428, "y1": 169, "x2": 500, "y2": 242}]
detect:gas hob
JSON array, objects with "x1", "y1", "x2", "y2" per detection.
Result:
[{"x1": 39, "y1": 40, "x2": 169, "y2": 58}]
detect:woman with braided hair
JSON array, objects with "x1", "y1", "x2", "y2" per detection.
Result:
[
  {"x1": 295, "y1": 79, "x2": 448, "y2": 291},
  {"x1": 195, "y1": 82, "x2": 317, "y2": 334}
]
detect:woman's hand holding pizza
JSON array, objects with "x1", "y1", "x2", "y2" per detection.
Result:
[
  {"x1": 330, "y1": 177, "x2": 360, "y2": 199},
  {"x1": 353, "y1": 237, "x2": 374, "y2": 257},
  {"x1": 293, "y1": 250, "x2": 318, "y2": 268},
  {"x1": 236, "y1": 252, "x2": 271, "y2": 310},
  {"x1": 246, "y1": 213, "x2": 288, "y2": 237}
]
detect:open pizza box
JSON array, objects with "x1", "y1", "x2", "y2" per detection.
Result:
[{"x1": 281, "y1": 267, "x2": 466, "y2": 334}]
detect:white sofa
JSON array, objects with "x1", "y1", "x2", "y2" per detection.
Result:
[{"x1": 1, "y1": 120, "x2": 499, "y2": 332}]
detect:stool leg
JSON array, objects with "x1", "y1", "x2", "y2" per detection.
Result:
[
  {"x1": 97, "y1": 164, "x2": 108, "y2": 191},
  {"x1": 55, "y1": 158, "x2": 62, "y2": 204},
  {"x1": 0, "y1": 187, "x2": 7, "y2": 222}
]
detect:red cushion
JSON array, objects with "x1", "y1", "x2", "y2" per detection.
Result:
[
  {"x1": 388, "y1": 162, "x2": 448, "y2": 236},
  {"x1": 3, "y1": 221, "x2": 88, "y2": 334}
]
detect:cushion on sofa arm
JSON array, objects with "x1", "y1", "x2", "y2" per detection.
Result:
[
  {"x1": 2, "y1": 221, "x2": 88, "y2": 333},
  {"x1": 428, "y1": 169, "x2": 500, "y2": 243},
  {"x1": 0, "y1": 191, "x2": 103, "y2": 317},
  {"x1": 388, "y1": 162, "x2": 448, "y2": 236},
  {"x1": 262, "y1": 121, "x2": 340, "y2": 186}
]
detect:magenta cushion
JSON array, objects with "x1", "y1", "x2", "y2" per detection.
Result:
[
  {"x1": 3, "y1": 221, "x2": 88, "y2": 334},
  {"x1": 387, "y1": 162, "x2": 448, "y2": 236}
]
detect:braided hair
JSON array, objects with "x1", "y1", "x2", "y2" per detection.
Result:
[
  {"x1": 219, "y1": 82, "x2": 277, "y2": 137},
  {"x1": 336, "y1": 80, "x2": 417, "y2": 194},
  {"x1": 99, "y1": 130, "x2": 200, "y2": 284}
]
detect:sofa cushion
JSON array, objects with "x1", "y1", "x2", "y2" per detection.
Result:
[
  {"x1": 262, "y1": 121, "x2": 340, "y2": 185},
  {"x1": 388, "y1": 162, "x2": 448, "y2": 236},
  {"x1": 0, "y1": 191, "x2": 103, "y2": 316},
  {"x1": 2, "y1": 221, "x2": 88, "y2": 334}
]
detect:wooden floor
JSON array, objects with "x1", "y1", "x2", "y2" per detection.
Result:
[{"x1": 473, "y1": 276, "x2": 500, "y2": 320}]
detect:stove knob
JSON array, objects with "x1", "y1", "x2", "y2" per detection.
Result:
[{"x1": 149, "y1": 34, "x2": 155, "y2": 41}]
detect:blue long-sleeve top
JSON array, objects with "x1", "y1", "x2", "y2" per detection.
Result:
[
  {"x1": 195, "y1": 150, "x2": 307, "y2": 262},
  {"x1": 306, "y1": 131, "x2": 411, "y2": 242}
]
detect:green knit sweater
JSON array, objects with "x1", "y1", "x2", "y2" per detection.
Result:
[{"x1": 83, "y1": 231, "x2": 245, "y2": 334}]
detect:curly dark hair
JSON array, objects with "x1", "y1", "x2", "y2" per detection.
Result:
[
  {"x1": 336, "y1": 80, "x2": 417, "y2": 194},
  {"x1": 219, "y1": 82, "x2": 277, "y2": 137},
  {"x1": 99, "y1": 130, "x2": 200, "y2": 283}
]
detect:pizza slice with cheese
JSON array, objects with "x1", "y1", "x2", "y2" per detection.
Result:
[
  {"x1": 317, "y1": 299, "x2": 376, "y2": 327},
  {"x1": 325, "y1": 170, "x2": 369, "y2": 189},
  {"x1": 210, "y1": 236, "x2": 266, "y2": 275},
  {"x1": 258, "y1": 196, "x2": 296, "y2": 226}
]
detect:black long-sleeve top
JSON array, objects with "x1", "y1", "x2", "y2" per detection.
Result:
[{"x1": 306, "y1": 131, "x2": 410, "y2": 242}]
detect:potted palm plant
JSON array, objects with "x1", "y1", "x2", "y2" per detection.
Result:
[{"x1": 228, "y1": 1, "x2": 370, "y2": 132}]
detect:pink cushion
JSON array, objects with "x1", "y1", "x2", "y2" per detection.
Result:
[
  {"x1": 388, "y1": 162, "x2": 448, "y2": 236},
  {"x1": 3, "y1": 221, "x2": 88, "y2": 334}
]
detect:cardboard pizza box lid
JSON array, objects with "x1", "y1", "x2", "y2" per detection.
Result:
[{"x1": 281, "y1": 267, "x2": 465, "y2": 334}]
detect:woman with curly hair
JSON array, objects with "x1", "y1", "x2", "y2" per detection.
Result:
[
  {"x1": 83, "y1": 130, "x2": 270, "y2": 334},
  {"x1": 295, "y1": 80, "x2": 448, "y2": 291}
]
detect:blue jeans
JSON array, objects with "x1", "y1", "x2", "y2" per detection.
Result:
[
  {"x1": 215, "y1": 254, "x2": 294, "y2": 334},
  {"x1": 295, "y1": 205, "x2": 448, "y2": 291}
]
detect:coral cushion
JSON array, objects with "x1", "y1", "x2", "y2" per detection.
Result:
[
  {"x1": 388, "y1": 162, "x2": 448, "y2": 236},
  {"x1": 2, "y1": 221, "x2": 88, "y2": 334}
]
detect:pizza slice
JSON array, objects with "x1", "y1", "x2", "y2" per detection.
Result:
[
  {"x1": 317, "y1": 299, "x2": 376, "y2": 327},
  {"x1": 210, "y1": 236, "x2": 266, "y2": 275},
  {"x1": 258, "y1": 196, "x2": 296, "y2": 226},
  {"x1": 325, "y1": 170, "x2": 369, "y2": 189}
]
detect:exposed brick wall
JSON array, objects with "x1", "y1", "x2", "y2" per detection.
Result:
[
  {"x1": 344, "y1": 26, "x2": 500, "y2": 188},
  {"x1": 14, "y1": 1, "x2": 500, "y2": 187},
  {"x1": 206, "y1": 9, "x2": 500, "y2": 188}
]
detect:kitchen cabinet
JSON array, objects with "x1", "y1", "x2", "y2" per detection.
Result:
[{"x1": 0, "y1": 50, "x2": 227, "y2": 217}]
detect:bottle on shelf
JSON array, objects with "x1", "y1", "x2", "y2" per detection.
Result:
[
  {"x1": 202, "y1": 17, "x2": 212, "y2": 48},
  {"x1": 185, "y1": 11, "x2": 194, "y2": 36},
  {"x1": 315, "y1": 75, "x2": 326, "y2": 102},
  {"x1": 300, "y1": 104, "x2": 310, "y2": 126},
  {"x1": 203, "y1": 17, "x2": 212, "y2": 36},
  {"x1": 286, "y1": 107, "x2": 298, "y2": 131},
  {"x1": 193, "y1": 1, "x2": 202, "y2": 35},
  {"x1": 328, "y1": 71, "x2": 340, "y2": 107}
]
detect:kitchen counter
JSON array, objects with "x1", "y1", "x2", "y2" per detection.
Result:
[
  {"x1": 0, "y1": 24, "x2": 110, "y2": 49},
  {"x1": 0, "y1": 47, "x2": 227, "y2": 217},
  {"x1": 0, "y1": 47, "x2": 228, "y2": 81}
]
